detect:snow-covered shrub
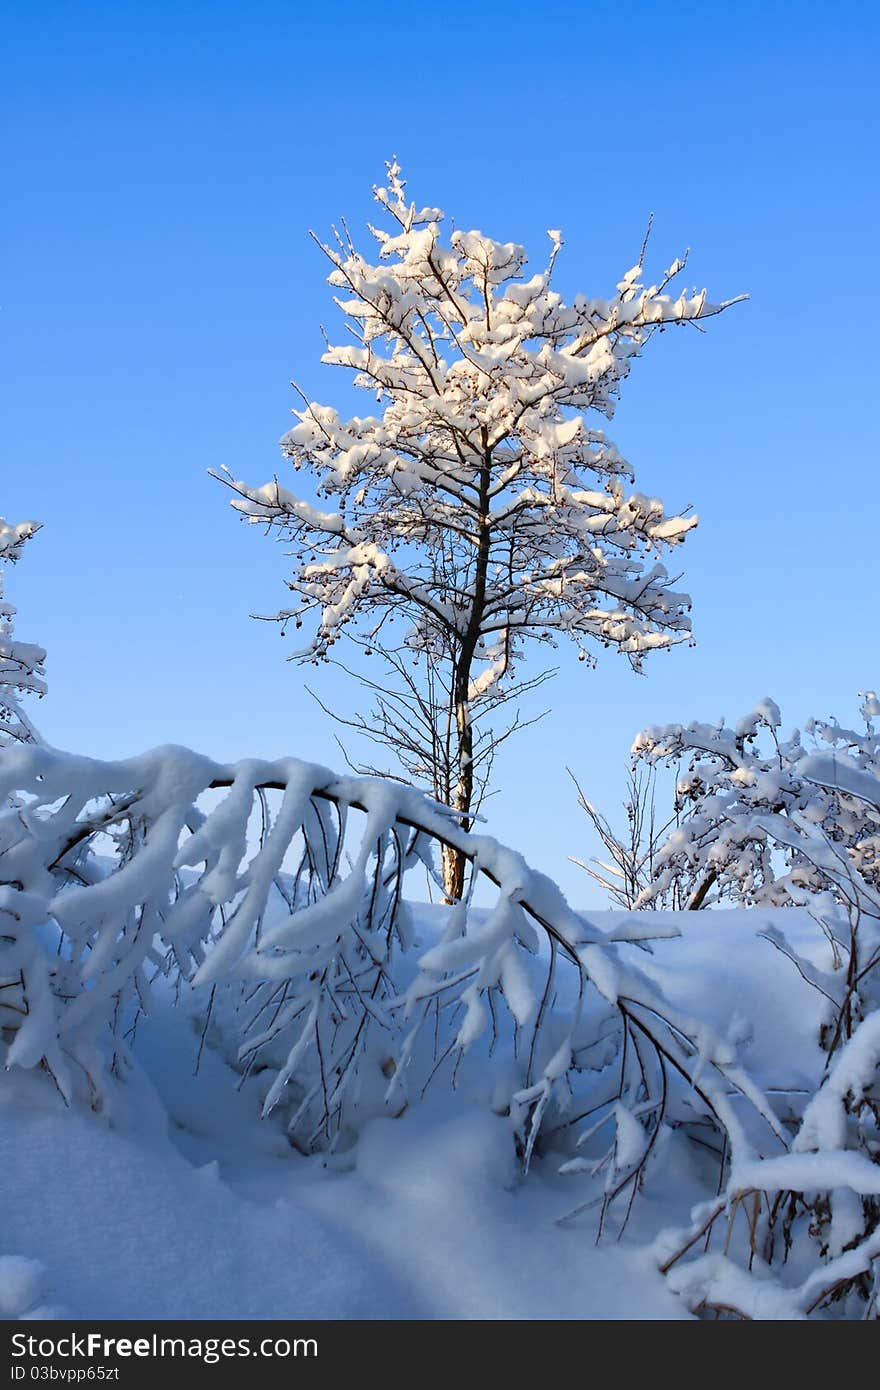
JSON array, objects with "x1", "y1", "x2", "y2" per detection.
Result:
[
  {"x1": 634, "y1": 697, "x2": 880, "y2": 1316},
  {"x1": 634, "y1": 696, "x2": 880, "y2": 1048},
  {"x1": 0, "y1": 517, "x2": 45, "y2": 747},
  {"x1": 0, "y1": 741, "x2": 783, "y2": 1189},
  {"x1": 4, "y1": 732, "x2": 877, "y2": 1314},
  {"x1": 658, "y1": 1008, "x2": 880, "y2": 1319}
]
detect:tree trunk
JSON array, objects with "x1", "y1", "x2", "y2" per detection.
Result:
[
  {"x1": 441, "y1": 445, "x2": 492, "y2": 903},
  {"x1": 442, "y1": 667, "x2": 474, "y2": 902}
]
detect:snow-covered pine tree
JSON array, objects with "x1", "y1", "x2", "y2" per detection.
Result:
[
  {"x1": 0, "y1": 517, "x2": 45, "y2": 746},
  {"x1": 217, "y1": 162, "x2": 740, "y2": 898}
]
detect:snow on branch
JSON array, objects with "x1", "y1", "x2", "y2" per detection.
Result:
[
  {"x1": 222, "y1": 164, "x2": 737, "y2": 674},
  {"x1": 635, "y1": 695, "x2": 880, "y2": 940},
  {"x1": 659, "y1": 1009, "x2": 880, "y2": 1319},
  {"x1": 0, "y1": 517, "x2": 45, "y2": 747}
]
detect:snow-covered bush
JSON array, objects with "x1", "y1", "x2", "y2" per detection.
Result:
[
  {"x1": 634, "y1": 696, "x2": 880, "y2": 1049},
  {"x1": 658, "y1": 1007, "x2": 880, "y2": 1319},
  {"x1": 0, "y1": 517, "x2": 45, "y2": 747},
  {"x1": 0, "y1": 741, "x2": 782, "y2": 1189},
  {"x1": 633, "y1": 697, "x2": 880, "y2": 1316},
  {"x1": 4, "y1": 727, "x2": 878, "y2": 1315}
]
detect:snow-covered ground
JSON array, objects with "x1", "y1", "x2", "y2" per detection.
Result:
[{"x1": 2, "y1": 905, "x2": 824, "y2": 1322}]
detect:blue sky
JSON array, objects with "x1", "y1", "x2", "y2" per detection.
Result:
[{"x1": 3, "y1": 1, "x2": 879, "y2": 903}]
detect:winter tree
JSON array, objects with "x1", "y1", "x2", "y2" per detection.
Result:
[
  {"x1": 0, "y1": 516, "x2": 45, "y2": 747},
  {"x1": 216, "y1": 162, "x2": 740, "y2": 898}
]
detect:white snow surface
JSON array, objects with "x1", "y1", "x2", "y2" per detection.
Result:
[
  {"x1": 2, "y1": 903, "x2": 826, "y2": 1322},
  {"x1": 1, "y1": 1018, "x2": 685, "y2": 1321}
]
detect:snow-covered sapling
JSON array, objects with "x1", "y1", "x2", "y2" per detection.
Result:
[{"x1": 216, "y1": 162, "x2": 741, "y2": 898}]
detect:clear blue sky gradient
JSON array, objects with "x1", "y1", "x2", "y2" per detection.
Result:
[{"x1": 3, "y1": 1, "x2": 878, "y2": 902}]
